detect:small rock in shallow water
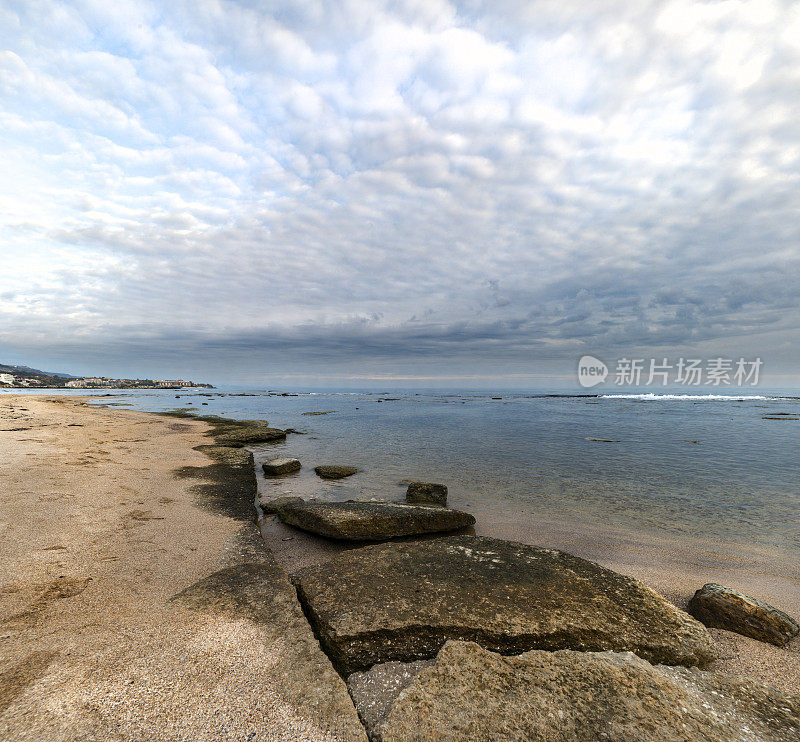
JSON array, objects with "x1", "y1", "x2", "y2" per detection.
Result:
[
  {"x1": 688, "y1": 583, "x2": 800, "y2": 646},
  {"x1": 406, "y1": 481, "x2": 447, "y2": 506},
  {"x1": 262, "y1": 458, "x2": 301, "y2": 476},
  {"x1": 315, "y1": 465, "x2": 359, "y2": 479}
]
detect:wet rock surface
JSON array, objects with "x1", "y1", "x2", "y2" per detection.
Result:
[
  {"x1": 262, "y1": 457, "x2": 302, "y2": 475},
  {"x1": 171, "y1": 562, "x2": 367, "y2": 741},
  {"x1": 369, "y1": 640, "x2": 800, "y2": 742},
  {"x1": 277, "y1": 501, "x2": 475, "y2": 542},
  {"x1": 405, "y1": 482, "x2": 447, "y2": 506},
  {"x1": 315, "y1": 465, "x2": 360, "y2": 479},
  {"x1": 688, "y1": 583, "x2": 800, "y2": 647},
  {"x1": 293, "y1": 535, "x2": 715, "y2": 674}
]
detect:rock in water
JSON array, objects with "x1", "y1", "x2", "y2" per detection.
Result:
[
  {"x1": 215, "y1": 425, "x2": 286, "y2": 446},
  {"x1": 262, "y1": 457, "x2": 301, "y2": 475},
  {"x1": 314, "y1": 465, "x2": 359, "y2": 479},
  {"x1": 171, "y1": 562, "x2": 367, "y2": 741},
  {"x1": 406, "y1": 482, "x2": 447, "y2": 506},
  {"x1": 688, "y1": 583, "x2": 800, "y2": 646},
  {"x1": 277, "y1": 501, "x2": 474, "y2": 541},
  {"x1": 293, "y1": 535, "x2": 715, "y2": 674},
  {"x1": 258, "y1": 495, "x2": 304, "y2": 514},
  {"x1": 368, "y1": 641, "x2": 800, "y2": 742}
]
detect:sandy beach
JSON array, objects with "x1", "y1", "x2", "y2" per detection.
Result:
[
  {"x1": 2, "y1": 394, "x2": 799, "y2": 740},
  {"x1": 0, "y1": 395, "x2": 363, "y2": 741}
]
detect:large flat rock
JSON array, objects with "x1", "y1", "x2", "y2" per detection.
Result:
[
  {"x1": 294, "y1": 535, "x2": 715, "y2": 673},
  {"x1": 172, "y1": 562, "x2": 367, "y2": 741},
  {"x1": 367, "y1": 640, "x2": 800, "y2": 742},
  {"x1": 277, "y1": 500, "x2": 475, "y2": 541}
]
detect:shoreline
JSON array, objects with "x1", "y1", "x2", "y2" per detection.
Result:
[
  {"x1": 2, "y1": 394, "x2": 798, "y2": 738},
  {"x1": 0, "y1": 395, "x2": 365, "y2": 740}
]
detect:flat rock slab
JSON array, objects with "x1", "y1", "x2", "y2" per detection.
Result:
[
  {"x1": 215, "y1": 425, "x2": 286, "y2": 446},
  {"x1": 263, "y1": 457, "x2": 302, "y2": 475},
  {"x1": 405, "y1": 482, "x2": 447, "y2": 506},
  {"x1": 294, "y1": 535, "x2": 715, "y2": 674},
  {"x1": 172, "y1": 562, "x2": 367, "y2": 741},
  {"x1": 688, "y1": 582, "x2": 800, "y2": 647},
  {"x1": 315, "y1": 465, "x2": 360, "y2": 479},
  {"x1": 368, "y1": 640, "x2": 800, "y2": 742},
  {"x1": 277, "y1": 501, "x2": 475, "y2": 541}
]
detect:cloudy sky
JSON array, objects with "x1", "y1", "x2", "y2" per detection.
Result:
[{"x1": 1, "y1": 0, "x2": 799, "y2": 387}]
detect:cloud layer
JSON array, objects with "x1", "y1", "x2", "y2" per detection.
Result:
[{"x1": 2, "y1": 0, "x2": 799, "y2": 381}]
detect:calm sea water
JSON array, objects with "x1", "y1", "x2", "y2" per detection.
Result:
[{"x1": 10, "y1": 386, "x2": 800, "y2": 557}]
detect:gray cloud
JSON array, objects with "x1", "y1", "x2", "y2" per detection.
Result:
[{"x1": 1, "y1": 0, "x2": 799, "y2": 382}]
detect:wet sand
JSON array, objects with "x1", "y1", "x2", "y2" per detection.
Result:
[{"x1": 0, "y1": 395, "x2": 352, "y2": 740}]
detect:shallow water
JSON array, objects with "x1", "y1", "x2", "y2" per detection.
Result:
[{"x1": 11, "y1": 385, "x2": 799, "y2": 560}]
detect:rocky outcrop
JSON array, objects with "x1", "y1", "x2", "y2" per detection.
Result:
[
  {"x1": 293, "y1": 535, "x2": 715, "y2": 674},
  {"x1": 277, "y1": 501, "x2": 474, "y2": 542},
  {"x1": 262, "y1": 457, "x2": 301, "y2": 475},
  {"x1": 171, "y1": 562, "x2": 367, "y2": 741},
  {"x1": 365, "y1": 641, "x2": 800, "y2": 742},
  {"x1": 405, "y1": 482, "x2": 447, "y2": 506},
  {"x1": 315, "y1": 465, "x2": 359, "y2": 479},
  {"x1": 688, "y1": 583, "x2": 800, "y2": 646}
]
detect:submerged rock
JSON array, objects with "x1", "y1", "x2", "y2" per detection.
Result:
[
  {"x1": 369, "y1": 640, "x2": 800, "y2": 742},
  {"x1": 262, "y1": 457, "x2": 301, "y2": 476},
  {"x1": 315, "y1": 465, "x2": 359, "y2": 479},
  {"x1": 277, "y1": 501, "x2": 474, "y2": 542},
  {"x1": 405, "y1": 482, "x2": 447, "y2": 506},
  {"x1": 688, "y1": 583, "x2": 800, "y2": 647},
  {"x1": 171, "y1": 562, "x2": 367, "y2": 741},
  {"x1": 293, "y1": 535, "x2": 715, "y2": 674}
]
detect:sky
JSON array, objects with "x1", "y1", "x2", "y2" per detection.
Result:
[{"x1": 1, "y1": 0, "x2": 799, "y2": 388}]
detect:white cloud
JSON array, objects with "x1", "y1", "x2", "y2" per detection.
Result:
[{"x1": 1, "y1": 0, "x2": 799, "y2": 379}]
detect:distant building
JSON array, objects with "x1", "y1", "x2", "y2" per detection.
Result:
[{"x1": 0, "y1": 373, "x2": 14, "y2": 385}]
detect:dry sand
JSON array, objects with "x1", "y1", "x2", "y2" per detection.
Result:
[{"x1": 0, "y1": 395, "x2": 358, "y2": 741}]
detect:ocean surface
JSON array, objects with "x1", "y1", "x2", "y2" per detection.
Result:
[{"x1": 7, "y1": 386, "x2": 800, "y2": 561}]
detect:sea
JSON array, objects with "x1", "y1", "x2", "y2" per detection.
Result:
[{"x1": 6, "y1": 385, "x2": 800, "y2": 571}]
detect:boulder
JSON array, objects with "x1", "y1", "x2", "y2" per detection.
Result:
[
  {"x1": 405, "y1": 482, "x2": 447, "y2": 506},
  {"x1": 277, "y1": 501, "x2": 474, "y2": 542},
  {"x1": 215, "y1": 425, "x2": 286, "y2": 446},
  {"x1": 259, "y1": 495, "x2": 304, "y2": 514},
  {"x1": 262, "y1": 457, "x2": 301, "y2": 476},
  {"x1": 293, "y1": 535, "x2": 715, "y2": 674},
  {"x1": 171, "y1": 562, "x2": 367, "y2": 741},
  {"x1": 315, "y1": 465, "x2": 359, "y2": 479},
  {"x1": 688, "y1": 583, "x2": 800, "y2": 646},
  {"x1": 366, "y1": 640, "x2": 800, "y2": 742}
]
